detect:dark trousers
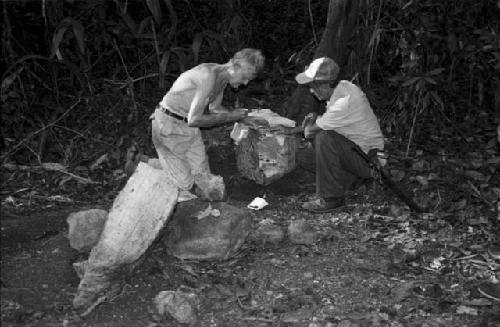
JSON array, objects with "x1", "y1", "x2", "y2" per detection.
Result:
[{"x1": 296, "y1": 130, "x2": 372, "y2": 198}]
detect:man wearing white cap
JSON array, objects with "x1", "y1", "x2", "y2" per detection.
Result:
[{"x1": 295, "y1": 57, "x2": 384, "y2": 213}]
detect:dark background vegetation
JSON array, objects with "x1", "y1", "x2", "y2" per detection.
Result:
[
  {"x1": 1, "y1": 0, "x2": 499, "y2": 168},
  {"x1": 1, "y1": 2, "x2": 499, "y2": 325}
]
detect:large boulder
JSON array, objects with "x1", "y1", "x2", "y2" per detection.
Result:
[
  {"x1": 67, "y1": 209, "x2": 108, "y2": 253},
  {"x1": 164, "y1": 200, "x2": 251, "y2": 260}
]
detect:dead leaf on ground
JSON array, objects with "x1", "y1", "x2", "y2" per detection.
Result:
[{"x1": 391, "y1": 281, "x2": 415, "y2": 302}]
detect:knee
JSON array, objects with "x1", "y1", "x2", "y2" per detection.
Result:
[
  {"x1": 314, "y1": 130, "x2": 338, "y2": 150},
  {"x1": 314, "y1": 130, "x2": 329, "y2": 146}
]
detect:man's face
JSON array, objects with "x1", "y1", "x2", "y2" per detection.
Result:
[
  {"x1": 230, "y1": 61, "x2": 257, "y2": 88},
  {"x1": 309, "y1": 81, "x2": 332, "y2": 101}
]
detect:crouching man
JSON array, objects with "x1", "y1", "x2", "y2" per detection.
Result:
[
  {"x1": 295, "y1": 57, "x2": 384, "y2": 213},
  {"x1": 151, "y1": 48, "x2": 265, "y2": 201}
]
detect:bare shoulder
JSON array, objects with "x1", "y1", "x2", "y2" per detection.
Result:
[
  {"x1": 188, "y1": 63, "x2": 218, "y2": 85},
  {"x1": 170, "y1": 64, "x2": 216, "y2": 91}
]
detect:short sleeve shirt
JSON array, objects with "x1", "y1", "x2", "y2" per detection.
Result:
[{"x1": 315, "y1": 80, "x2": 384, "y2": 153}]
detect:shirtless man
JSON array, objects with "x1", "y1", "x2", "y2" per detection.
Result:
[{"x1": 151, "y1": 48, "x2": 265, "y2": 201}]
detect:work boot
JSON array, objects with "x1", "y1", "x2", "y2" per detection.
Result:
[
  {"x1": 477, "y1": 282, "x2": 500, "y2": 302},
  {"x1": 301, "y1": 197, "x2": 345, "y2": 213}
]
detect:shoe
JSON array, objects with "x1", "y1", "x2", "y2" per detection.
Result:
[
  {"x1": 488, "y1": 244, "x2": 500, "y2": 260},
  {"x1": 302, "y1": 197, "x2": 345, "y2": 213},
  {"x1": 477, "y1": 282, "x2": 500, "y2": 302}
]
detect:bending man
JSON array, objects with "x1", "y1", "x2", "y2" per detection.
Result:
[{"x1": 151, "y1": 48, "x2": 265, "y2": 201}]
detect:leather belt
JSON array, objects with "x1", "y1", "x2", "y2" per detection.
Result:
[{"x1": 156, "y1": 105, "x2": 188, "y2": 123}]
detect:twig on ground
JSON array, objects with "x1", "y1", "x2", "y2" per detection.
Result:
[
  {"x1": 466, "y1": 181, "x2": 493, "y2": 206},
  {"x1": 405, "y1": 106, "x2": 419, "y2": 158},
  {"x1": 240, "y1": 316, "x2": 274, "y2": 323},
  {"x1": 2, "y1": 162, "x2": 97, "y2": 184},
  {"x1": 0, "y1": 98, "x2": 81, "y2": 163}
]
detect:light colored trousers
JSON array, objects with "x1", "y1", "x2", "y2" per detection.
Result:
[{"x1": 151, "y1": 109, "x2": 210, "y2": 191}]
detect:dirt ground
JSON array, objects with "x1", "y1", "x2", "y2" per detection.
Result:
[{"x1": 1, "y1": 143, "x2": 499, "y2": 327}]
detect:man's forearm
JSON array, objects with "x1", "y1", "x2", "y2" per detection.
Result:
[
  {"x1": 209, "y1": 105, "x2": 230, "y2": 114},
  {"x1": 188, "y1": 113, "x2": 240, "y2": 128}
]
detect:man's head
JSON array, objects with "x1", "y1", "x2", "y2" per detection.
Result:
[
  {"x1": 295, "y1": 57, "x2": 339, "y2": 100},
  {"x1": 229, "y1": 48, "x2": 265, "y2": 88}
]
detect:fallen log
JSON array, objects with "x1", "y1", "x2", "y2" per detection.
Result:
[{"x1": 73, "y1": 162, "x2": 178, "y2": 314}]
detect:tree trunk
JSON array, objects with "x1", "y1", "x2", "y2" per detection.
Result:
[{"x1": 280, "y1": 0, "x2": 360, "y2": 122}]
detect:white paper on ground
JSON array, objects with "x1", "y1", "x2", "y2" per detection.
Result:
[{"x1": 247, "y1": 197, "x2": 268, "y2": 210}]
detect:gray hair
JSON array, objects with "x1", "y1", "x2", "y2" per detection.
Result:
[{"x1": 231, "y1": 48, "x2": 265, "y2": 73}]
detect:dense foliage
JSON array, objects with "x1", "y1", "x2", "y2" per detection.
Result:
[{"x1": 1, "y1": 0, "x2": 499, "y2": 166}]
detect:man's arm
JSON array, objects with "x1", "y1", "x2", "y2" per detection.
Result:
[
  {"x1": 208, "y1": 90, "x2": 230, "y2": 114},
  {"x1": 304, "y1": 122, "x2": 322, "y2": 138},
  {"x1": 300, "y1": 112, "x2": 321, "y2": 139}
]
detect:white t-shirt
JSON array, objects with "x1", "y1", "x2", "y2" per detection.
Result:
[{"x1": 315, "y1": 80, "x2": 384, "y2": 153}]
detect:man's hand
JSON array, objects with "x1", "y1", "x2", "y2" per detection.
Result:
[
  {"x1": 304, "y1": 124, "x2": 315, "y2": 138},
  {"x1": 232, "y1": 108, "x2": 249, "y2": 120},
  {"x1": 240, "y1": 116, "x2": 269, "y2": 129},
  {"x1": 210, "y1": 106, "x2": 230, "y2": 114},
  {"x1": 301, "y1": 112, "x2": 318, "y2": 129}
]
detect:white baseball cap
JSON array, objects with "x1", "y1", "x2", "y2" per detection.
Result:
[{"x1": 295, "y1": 57, "x2": 339, "y2": 84}]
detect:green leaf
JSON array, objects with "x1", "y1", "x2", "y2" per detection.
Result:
[
  {"x1": 159, "y1": 50, "x2": 171, "y2": 89},
  {"x1": 170, "y1": 47, "x2": 189, "y2": 72},
  {"x1": 424, "y1": 77, "x2": 437, "y2": 85},
  {"x1": 146, "y1": 0, "x2": 162, "y2": 26},
  {"x1": 192, "y1": 33, "x2": 205, "y2": 65},
  {"x1": 51, "y1": 26, "x2": 68, "y2": 59},
  {"x1": 402, "y1": 77, "x2": 420, "y2": 87},
  {"x1": 137, "y1": 17, "x2": 153, "y2": 35},
  {"x1": 427, "y1": 68, "x2": 444, "y2": 76},
  {"x1": 71, "y1": 19, "x2": 86, "y2": 54},
  {"x1": 121, "y1": 13, "x2": 137, "y2": 34}
]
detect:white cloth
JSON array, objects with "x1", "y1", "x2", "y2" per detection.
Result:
[
  {"x1": 248, "y1": 109, "x2": 296, "y2": 128},
  {"x1": 230, "y1": 109, "x2": 296, "y2": 145},
  {"x1": 315, "y1": 80, "x2": 384, "y2": 153}
]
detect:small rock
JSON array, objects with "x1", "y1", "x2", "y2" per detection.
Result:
[
  {"x1": 287, "y1": 219, "x2": 316, "y2": 245},
  {"x1": 67, "y1": 209, "x2": 108, "y2": 253},
  {"x1": 303, "y1": 272, "x2": 314, "y2": 279},
  {"x1": 154, "y1": 289, "x2": 200, "y2": 326},
  {"x1": 254, "y1": 223, "x2": 285, "y2": 244},
  {"x1": 194, "y1": 173, "x2": 226, "y2": 201}
]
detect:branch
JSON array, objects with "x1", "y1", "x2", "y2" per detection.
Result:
[
  {"x1": 0, "y1": 98, "x2": 81, "y2": 163},
  {"x1": 2, "y1": 162, "x2": 97, "y2": 185}
]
